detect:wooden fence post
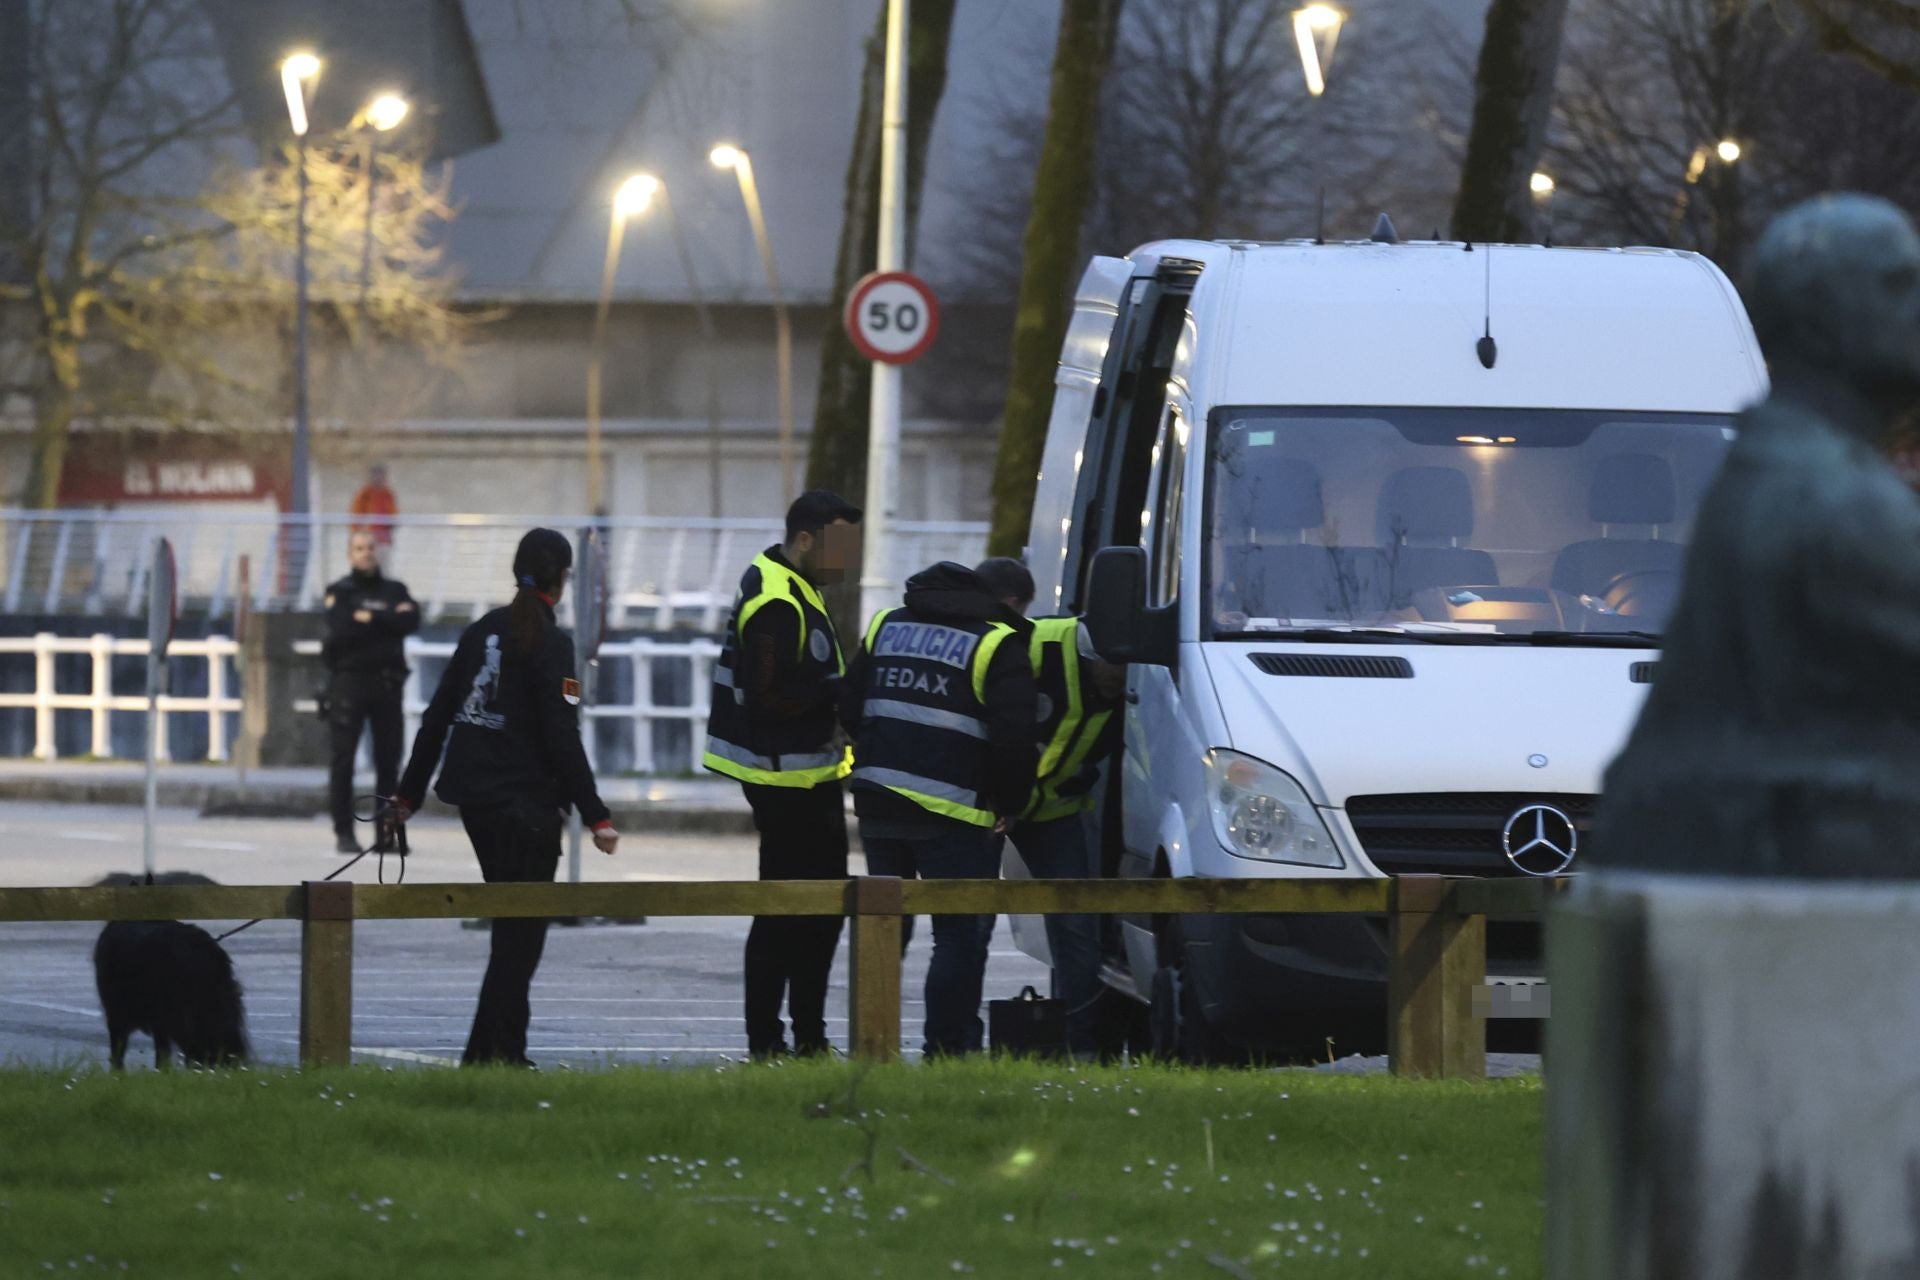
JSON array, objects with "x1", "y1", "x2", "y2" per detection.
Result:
[
  {"x1": 1388, "y1": 875, "x2": 1486, "y2": 1079},
  {"x1": 300, "y1": 880, "x2": 354, "y2": 1067},
  {"x1": 847, "y1": 876, "x2": 903, "y2": 1063}
]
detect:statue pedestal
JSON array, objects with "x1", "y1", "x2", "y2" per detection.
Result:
[{"x1": 1548, "y1": 873, "x2": 1920, "y2": 1279}]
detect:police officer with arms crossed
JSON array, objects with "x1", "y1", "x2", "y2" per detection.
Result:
[
  {"x1": 321, "y1": 529, "x2": 420, "y2": 853},
  {"x1": 841, "y1": 561, "x2": 1037, "y2": 1057},
  {"x1": 975, "y1": 557, "x2": 1126, "y2": 1061},
  {"x1": 703, "y1": 491, "x2": 863, "y2": 1059},
  {"x1": 390, "y1": 528, "x2": 619, "y2": 1067}
]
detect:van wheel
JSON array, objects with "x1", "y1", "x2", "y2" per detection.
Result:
[{"x1": 1146, "y1": 923, "x2": 1238, "y2": 1065}]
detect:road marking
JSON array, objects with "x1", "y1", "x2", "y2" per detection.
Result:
[
  {"x1": 179, "y1": 839, "x2": 259, "y2": 852},
  {"x1": 353, "y1": 1046, "x2": 457, "y2": 1066},
  {"x1": 0, "y1": 995, "x2": 99, "y2": 1017}
]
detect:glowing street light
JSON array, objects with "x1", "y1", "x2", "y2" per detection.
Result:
[
  {"x1": 365, "y1": 93, "x2": 409, "y2": 133},
  {"x1": 1292, "y1": 4, "x2": 1344, "y2": 98},
  {"x1": 280, "y1": 51, "x2": 320, "y2": 137},
  {"x1": 1530, "y1": 172, "x2": 1556, "y2": 196},
  {"x1": 1716, "y1": 138, "x2": 1742, "y2": 164},
  {"x1": 711, "y1": 142, "x2": 796, "y2": 503},
  {"x1": 614, "y1": 172, "x2": 659, "y2": 219}
]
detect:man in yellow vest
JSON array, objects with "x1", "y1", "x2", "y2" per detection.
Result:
[
  {"x1": 840, "y1": 561, "x2": 1037, "y2": 1056},
  {"x1": 976, "y1": 557, "x2": 1126, "y2": 1060},
  {"x1": 703, "y1": 490, "x2": 862, "y2": 1058}
]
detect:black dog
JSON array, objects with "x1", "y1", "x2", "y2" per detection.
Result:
[{"x1": 93, "y1": 921, "x2": 250, "y2": 1070}]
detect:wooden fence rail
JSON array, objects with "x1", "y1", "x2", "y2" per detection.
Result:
[{"x1": 0, "y1": 875, "x2": 1568, "y2": 1077}]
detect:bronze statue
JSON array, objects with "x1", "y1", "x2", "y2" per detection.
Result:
[{"x1": 1595, "y1": 194, "x2": 1920, "y2": 877}]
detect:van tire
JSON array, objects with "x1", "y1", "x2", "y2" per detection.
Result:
[{"x1": 1146, "y1": 921, "x2": 1239, "y2": 1065}]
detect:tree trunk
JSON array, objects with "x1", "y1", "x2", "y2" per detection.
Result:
[
  {"x1": 803, "y1": 0, "x2": 958, "y2": 505},
  {"x1": 1450, "y1": 0, "x2": 1571, "y2": 244},
  {"x1": 986, "y1": 0, "x2": 1126, "y2": 558},
  {"x1": 21, "y1": 330, "x2": 79, "y2": 509}
]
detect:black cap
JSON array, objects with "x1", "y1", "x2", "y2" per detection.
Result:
[
  {"x1": 785, "y1": 490, "x2": 863, "y2": 540},
  {"x1": 513, "y1": 527, "x2": 573, "y2": 590}
]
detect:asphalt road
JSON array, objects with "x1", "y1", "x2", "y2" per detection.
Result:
[{"x1": 0, "y1": 803, "x2": 1051, "y2": 1069}]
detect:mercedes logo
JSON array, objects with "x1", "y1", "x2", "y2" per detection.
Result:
[{"x1": 1501, "y1": 803, "x2": 1578, "y2": 876}]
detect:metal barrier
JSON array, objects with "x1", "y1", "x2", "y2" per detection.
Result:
[
  {"x1": 0, "y1": 509, "x2": 989, "y2": 625},
  {"x1": 0, "y1": 634, "x2": 241, "y2": 762},
  {"x1": 290, "y1": 634, "x2": 721, "y2": 775},
  {"x1": 0, "y1": 875, "x2": 1563, "y2": 1077}
]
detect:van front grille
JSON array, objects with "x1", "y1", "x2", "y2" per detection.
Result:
[{"x1": 1344, "y1": 791, "x2": 1596, "y2": 876}]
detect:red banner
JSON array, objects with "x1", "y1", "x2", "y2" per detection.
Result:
[{"x1": 57, "y1": 430, "x2": 292, "y2": 507}]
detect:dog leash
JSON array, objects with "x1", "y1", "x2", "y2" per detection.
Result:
[{"x1": 211, "y1": 796, "x2": 409, "y2": 944}]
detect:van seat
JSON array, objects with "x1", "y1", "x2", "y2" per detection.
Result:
[
  {"x1": 1378, "y1": 467, "x2": 1498, "y2": 604},
  {"x1": 1219, "y1": 457, "x2": 1390, "y2": 621},
  {"x1": 1551, "y1": 453, "x2": 1686, "y2": 605}
]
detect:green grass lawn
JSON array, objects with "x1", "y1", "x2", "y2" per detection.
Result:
[{"x1": 0, "y1": 1061, "x2": 1541, "y2": 1279}]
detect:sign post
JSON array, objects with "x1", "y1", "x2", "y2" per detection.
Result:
[
  {"x1": 849, "y1": 266, "x2": 941, "y2": 628},
  {"x1": 143, "y1": 538, "x2": 178, "y2": 881},
  {"x1": 234, "y1": 554, "x2": 251, "y2": 792},
  {"x1": 568, "y1": 529, "x2": 609, "y2": 885}
]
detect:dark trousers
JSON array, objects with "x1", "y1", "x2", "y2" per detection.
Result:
[
  {"x1": 328, "y1": 670, "x2": 404, "y2": 840},
  {"x1": 742, "y1": 780, "x2": 849, "y2": 1054},
  {"x1": 861, "y1": 823, "x2": 998, "y2": 1057},
  {"x1": 1004, "y1": 813, "x2": 1105, "y2": 1057},
  {"x1": 460, "y1": 803, "x2": 561, "y2": 1065}
]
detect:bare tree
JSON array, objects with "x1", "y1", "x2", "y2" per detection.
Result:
[
  {"x1": 986, "y1": 0, "x2": 1126, "y2": 558},
  {"x1": 1547, "y1": 0, "x2": 1920, "y2": 272},
  {"x1": 1452, "y1": 0, "x2": 1573, "y2": 242},
  {"x1": 6, "y1": 0, "x2": 469, "y2": 508},
  {"x1": 1793, "y1": 0, "x2": 1920, "y2": 88}
]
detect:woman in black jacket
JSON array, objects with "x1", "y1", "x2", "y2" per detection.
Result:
[{"x1": 393, "y1": 528, "x2": 619, "y2": 1066}]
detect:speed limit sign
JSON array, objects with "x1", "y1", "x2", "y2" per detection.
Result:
[{"x1": 845, "y1": 270, "x2": 941, "y2": 365}]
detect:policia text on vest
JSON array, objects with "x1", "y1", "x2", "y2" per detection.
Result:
[{"x1": 701, "y1": 490, "x2": 862, "y2": 1060}]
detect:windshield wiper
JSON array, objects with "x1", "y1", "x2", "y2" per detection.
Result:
[{"x1": 1521, "y1": 630, "x2": 1663, "y2": 647}]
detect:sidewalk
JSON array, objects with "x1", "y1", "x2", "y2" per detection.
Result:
[{"x1": 0, "y1": 761, "x2": 757, "y2": 834}]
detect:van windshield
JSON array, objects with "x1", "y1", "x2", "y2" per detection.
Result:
[{"x1": 1205, "y1": 408, "x2": 1735, "y2": 644}]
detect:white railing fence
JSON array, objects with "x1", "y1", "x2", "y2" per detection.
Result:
[
  {"x1": 291, "y1": 637, "x2": 722, "y2": 776},
  {"x1": 0, "y1": 633, "x2": 726, "y2": 774},
  {"x1": 0, "y1": 509, "x2": 990, "y2": 626},
  {"x1": 0, "y1": 634, "x2": 242, "y2": 763}
]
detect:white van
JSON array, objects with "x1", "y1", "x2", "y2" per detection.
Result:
[{"x1": 1011, "y1": 233, "x2": 1767, "y2": 1061}]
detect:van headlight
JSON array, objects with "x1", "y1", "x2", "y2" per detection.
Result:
[{"x1": 1204, "y1": 750, "x2": 1343, "y2": 868}]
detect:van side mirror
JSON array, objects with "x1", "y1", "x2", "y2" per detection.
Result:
[{"x1": 1083, "y1": 546, "x2": 1176, "y2": 667}]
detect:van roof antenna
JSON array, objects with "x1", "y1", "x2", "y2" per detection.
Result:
[
  {"x1": 1475, "y1": 245, "x2": 1498, "y2": 369},
  {"x1": 1371, "y1": 212, "x2": 1399, "y2": 244},
  {"x1": 1315, "y1": 187, "x2": 1326, "y2": 246}
]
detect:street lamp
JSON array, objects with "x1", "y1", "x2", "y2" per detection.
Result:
[
  {"x1": 585, "y1": 173, "x2": 659, "y2": 515},
  {"x1": 641, "y1": 179, "x2": 727, "y2": 517},
  {"x1": 280, "y1": 51, "x2": 320, "y2": 592},
  {"x1": 1530, "y1": 171, "x2": 1556, "y2": 242},
  {"x1": 1292, "y1": 3, "x2": 1345, "y2": 98},
  {"x1": 356, "y1": 93, "x2": 409, "y2": 313},
  {"x1": 1669, "y1": 138, "x2": 1744, "y2": 246},
  {"x1": 710, "y1": 142, "x2": 796, "y2": 505}
]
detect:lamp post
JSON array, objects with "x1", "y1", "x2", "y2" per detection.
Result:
[
  {"x1": 280, "y1": 51, "x2": 320, "y2": 592},
  {"x1": 858, "y1": 0, "x2": 909, "y2": 629},
  {"x1": 1667, "y1": 137, "x2": 1743, "y2": 249},
  {"x1": 357, "y1": 93, "x2": 409, "y2": 314},
  {"x1": 651, "y1": 180, "x2": 726, "y2": 517},
  {"x1": 1292, "y1": 3, "x2": 1344, "y2": 98},
  {"x1": 586, "y1": 173, "x2": 658, "y2": 516},
  {"x1": 710, "y1": 143, "x2": 796, "y2": 506}
]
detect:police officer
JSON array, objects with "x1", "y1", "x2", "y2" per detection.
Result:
[
  {"x1": 703, "y1": 490, "x2": 862, "y2": 1059},
  {"x1": 391, "y1": 528, "x2": 619, "y2": 1067},
  {"x1": 975, "y1": 557, "x2": 1126, "y2": 1060},
  {"x1": 322, "y1": 529, "x2": 420, "y2": 854},
  {"x1": 841, "y1": 561, "x2": 1037, "y2": 1057}
]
